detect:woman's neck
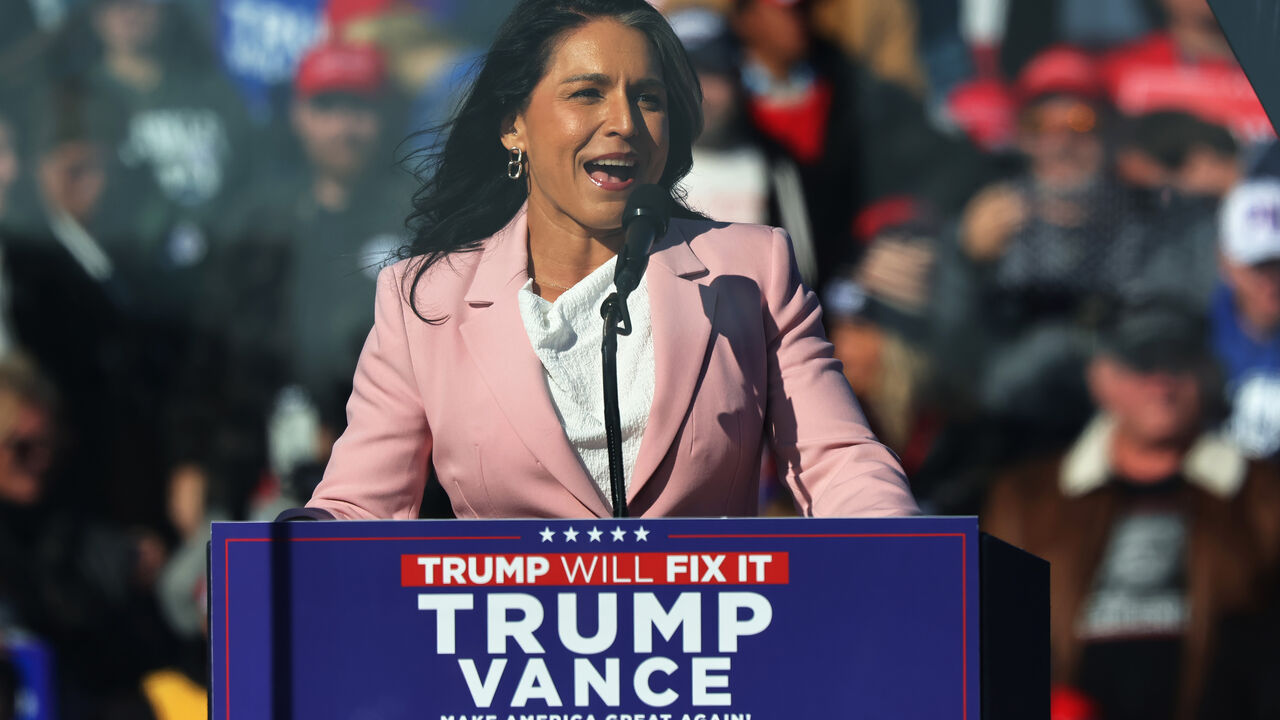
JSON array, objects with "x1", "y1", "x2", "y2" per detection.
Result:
[{"x1": 525, "y1": 195, "x2": 624, "y2": 299}]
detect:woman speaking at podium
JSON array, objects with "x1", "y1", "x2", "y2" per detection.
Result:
[{"x1": 297, "y1": 0, "x2": 917, "y2": 520}]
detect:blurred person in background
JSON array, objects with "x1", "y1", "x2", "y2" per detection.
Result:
[
  {"x1": 205, "y1": 41, "x2": 409, "y2": 491},
  {"x1": 0, "y1": 110, "x2": 18, "y2": 232},
  {"x1": 256, "y1": 40, "x2": 406, "y2": 418},
  {"x1": 823, "y1": 221, "x2": 938, "y2": 478},
  {"x1": 1113, "y1": 110, "x2": 1241, "y2": 305},
  {"x1": 729, "y1": 0, "x2": 861, "y2": 279},
  {"x1": 982, "y1": 296, "x2": 1280, "y2": 720},
  {"x1": 10, "y1": 0, "x2": 248, "y2": 329},
  {"x1": 727, "y1": 0, "x2": 985, "y2": 287},
  {"x1": 670, "y1": 7, "x2": 822, "y2": 282},
  {"x1": 806, "y1": 0, "x2": 926, "y2": 96},
  {"x1": 998, "y1": 0, "x2": 1156, "y2": 80},
  {"x1": 1116, "y1": 111, "x2": 1241, "y2": 203},
  {"x1": 0, "y1": 356, "x2": 172, "y2": 719},
  {"x1": 672, "y1": 9, "x2": 768, "y2": 224},
  {"x1": 141, "y1": 461, "x2": 218, "y2": 719},
  {"x1": 0, "y1": 359, "x2": 55, "y2": 510},
  {"x1": 0, "y1": 106, "x2": 22, "y2": 367},
  {"x1": 1212, "y1": 180, "x2": 1280, "y2": 460},
  {"x1": 77, "y1": 0, "x2": 255, "y2": 228},
  {"x1": 1099, "y1": 0, "x2": 1272, "y2": 143},
  {"x1": 934, "y1": 45, "x2": 1145, "y2": 457},
  {"x1": 156, "y1": 462, "x2": 224, "y2": 648},
  {"x1": 660, "y1": 0, "x2": 929, "y2": 97},
  {"x1": 2, "y1": 88, "x2": 193, "y2": 524},
  {"x1": 824, "y1": 208, "x2": 996, "y2": 513},
  {"x1": 1, "y1": 96, "x2": 131, "y2": 511}
]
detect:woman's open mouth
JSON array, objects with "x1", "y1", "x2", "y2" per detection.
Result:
[{"x1": 585, "y1": 155, "x2": 638, "y2": 191}]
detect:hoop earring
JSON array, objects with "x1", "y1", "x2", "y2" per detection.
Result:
[{"x1": 507, "y1": 148, "x2": 526, "y2": 180}]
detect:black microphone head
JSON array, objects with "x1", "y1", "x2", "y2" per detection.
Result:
[{"x1": 622, "y1": 184, "x2": 670, "y2": 235}]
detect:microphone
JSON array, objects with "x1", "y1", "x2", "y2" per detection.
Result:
[
  {"x1": 601, "y1": 185, "x2": 668, "y2": 518},
  {"x1": 614, "y1": 184, "x2": 669, "y2": 297}
]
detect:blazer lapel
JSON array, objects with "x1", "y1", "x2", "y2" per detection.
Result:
[
  {"x1": 628, "y1": 220, "x2": 718, "y2": 501},
  {"x1": 458, "y1": 209, "x2": 609, "y2": 516}
]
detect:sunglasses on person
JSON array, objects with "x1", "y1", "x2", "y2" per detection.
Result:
[{"x1": 1020, "y1": 101, "x2": 1098, "y2": 135}]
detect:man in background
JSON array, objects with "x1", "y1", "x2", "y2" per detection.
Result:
[
  {"x1": 0, "y1": 357, "x2": 169, "y2": 718},
  {"x1": 982, "y1": 297, "x2": 1280, "y2": 720},
  {"x1": 1100, "y1": 0, "x2": 1272, "y2": 143},
  {"x1": 1212, "y1": 179, "x2": 1280, "y2": 459},
  {"x1": 200, "y1": 41, "x2": 410, "y2": 500},
  {"x1": 728, "y1": 0, "x2": 982, "y2": 286},
  {"x1": 672, "y1": 7, "x2": 822, "y2": 283},
  {"x1": 933, "y1": 46, "x2": 1133, "y2": 456}
]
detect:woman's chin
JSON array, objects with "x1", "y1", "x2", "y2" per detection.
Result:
[
  {"x1": 533, "y1": 179, "x2": 658, "y2": 235},
  {"x1": 575, "y1": 186, "x2": 634, "y2": 226}
]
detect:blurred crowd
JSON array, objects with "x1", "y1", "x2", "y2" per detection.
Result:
[{"x1": 0, "y1": 0, "x2": 1279, "y2": 718}]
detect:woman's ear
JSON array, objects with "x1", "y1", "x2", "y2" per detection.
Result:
[{"x1": 500, "y1": 112, "x2": 524, "y2": 152}]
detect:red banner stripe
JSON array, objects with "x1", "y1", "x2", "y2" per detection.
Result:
[{"x1": 400, "y1": 552, "x2": 790, "y2": 587}]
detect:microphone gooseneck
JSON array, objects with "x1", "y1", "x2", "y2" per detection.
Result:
[
  {"x1": 601, "y1": 185, "x2": 670, "y2": 518},
  {"x1": 614, "y1": 184, "x2": 670, "y2": 298}
]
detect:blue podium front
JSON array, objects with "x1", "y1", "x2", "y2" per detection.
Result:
[{"x1": 210, "y1": 517, "x2": 1042, "y2": 720}]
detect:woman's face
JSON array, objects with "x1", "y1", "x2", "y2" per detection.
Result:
[{"x1": 504, "y1": 18, "x2": 670, "y2": 235}]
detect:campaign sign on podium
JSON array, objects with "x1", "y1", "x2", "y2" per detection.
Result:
[{"x1": 211, "y1": 517, "x2": 1043, "y2": 720}]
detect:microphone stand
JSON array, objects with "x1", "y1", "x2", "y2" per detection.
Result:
[
  {"x1": 599, "y1": 185, "x2": 666, "y2": 519},
  {"x1": 599, "y1": 291, "x2": 631, "y2": 518}
]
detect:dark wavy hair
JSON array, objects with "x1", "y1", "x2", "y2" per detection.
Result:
[{"x1": 400, "y1": 0, "x2": 704, "y2": 323}]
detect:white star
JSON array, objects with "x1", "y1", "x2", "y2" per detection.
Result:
[
  {"x1": 633, "y1": 526, "x2": 649, "y2": 542},
  {"x1": 563, "y1": 527, "x2": 579, "y2": 542},
  {"x1": 587, "y1": 527, "x2": 603, "y2": 542},
  {"x1": 540, "y1": 527, "x2": 555, "y2": 543},
  {"x1": 611, "y1": 527, "x2": 627, "y2": 542}
]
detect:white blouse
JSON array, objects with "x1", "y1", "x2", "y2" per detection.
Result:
[{"x1": 517, "y1": 256, "x2": 655, "y2": 510}]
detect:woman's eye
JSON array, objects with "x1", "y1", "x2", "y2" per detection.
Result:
[
  {"x1": 571, "y1": 88, "x2": 602, "y2": 100},
  {"x1": 638, "y1": 93, "x2": 665, "y2": 109}
]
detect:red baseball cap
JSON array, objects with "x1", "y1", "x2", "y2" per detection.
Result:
[
  {"x1": 1016, "y1": 45, "x2": 1103, "y2": 106},
  {"x1": 325, "y1": 0, "x2": 396, "y2": 30},
  {"x1": 295, "y1": 42, "x2": 387, "y2": 99},
  {"x1": 947, "y1": 78, "x2": 1017, "y2": 151},
  {"x1": 853, "y1": 195, "x2": 920, "y2": 245}
]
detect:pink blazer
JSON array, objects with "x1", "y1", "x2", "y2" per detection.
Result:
[{"x1": 307, "y1": 207, "x2": 918, "y2": 519}]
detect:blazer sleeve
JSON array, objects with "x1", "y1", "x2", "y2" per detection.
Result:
[
  {"x1": 306, "y1": 265, "x2": 433, "y2": 519},
  {"x1": 762, "y1": 227, "x2": 920, "y2": 517}
]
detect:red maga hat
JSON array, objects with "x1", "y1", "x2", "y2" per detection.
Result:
[
  {"x1": 325, "y1": 0, "x2": 396, "y2": 29},
  {"x1": 1016, "y1": 45, "x2": 1103, "y2": 106},
  {"x1": 295, "y1": 42, "x2": 387, "y2": 99}
]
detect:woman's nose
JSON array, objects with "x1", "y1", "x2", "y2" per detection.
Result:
[{"x1": 603, "y1": 91, "x2": 637, "y2": 138}]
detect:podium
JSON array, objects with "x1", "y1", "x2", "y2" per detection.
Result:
[{"x1": 210, "y1": 517, "x2": 1046, "y2": 719}]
